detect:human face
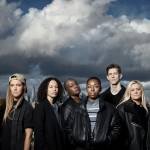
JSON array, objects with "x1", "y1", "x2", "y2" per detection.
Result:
[
  {"x1": 47, "y1": 80, "x2": 59, "y2": 101},
  {"x1": 107, "y1": 68, "x2": 122, "y2": 85},
  {"x1": 66, "y1": 80, "x2": 80, "y2": 97},
  {"x1": 87, "y1": 79, "x2": 101, "y2": 100},
  {"x1": 130, "y1": 83, "x2": 142, "y2": 102},
  {"x1": 9, "y1": 79, "x2": 24, "y2": 100}
]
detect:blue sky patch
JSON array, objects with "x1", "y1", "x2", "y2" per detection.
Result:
[
  {"x1": 7, "y1": 0, "x2": 53, "y2": 13},
  {"x1": 107, "y1": 0, "x2": 150, "y2": 19}
]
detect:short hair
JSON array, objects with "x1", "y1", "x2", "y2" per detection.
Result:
[
  {"x1": 64, "y1": 78, "x2": 78, "y2": 91},
  {"x1": 86, "y1": 76, "x2": 101, "y2": 87},
  {"x1": 106, "y1": 64, "x2": 122, "y2": 75}
]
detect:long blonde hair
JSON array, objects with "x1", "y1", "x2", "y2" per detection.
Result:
[
  {"x1": 119, "y1": 80, "x2": 148, "y2": 112},
  {"x1": 3, "y1": 82, "x2": 26, "y2": 121}
]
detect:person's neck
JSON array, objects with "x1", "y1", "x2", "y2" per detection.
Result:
[
  {"x1": 47, "y1": 96, "x2": 53, "y2": 105},
  {"x1": 88, "y1": 97, "x2": 98, "y2": 102},
  {"x1": 71, "y1": 95, "x2": 80, "y2": 103},
  {"x1": 13, "y1": 96, "x2": 22, "y2": 102},
  {"x1": 14, "y1": 98, "x2": 19, "y2": 102},
  {"x1": 110, "y1": 83, "x2": 121, "y2": 95},
  {"x1": 13, "y1": 97, "x2": 23, "y2": 108}
]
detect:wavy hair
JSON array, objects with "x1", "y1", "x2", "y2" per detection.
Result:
[{"x1": 37, "y1": 77, "x2": 64, "y2": 103}]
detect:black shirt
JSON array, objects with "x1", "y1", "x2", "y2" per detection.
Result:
[
  {"x1": 101, "y1": 85, "x2": 126, "y2": 107},
  {"x1": 1, "y1": 100, "x2": 33, "y2": 150},
  {"x1": 1, "y1": 101, "x2": 17, "y2": 150},
  {"x1": 1, "y1": 118, "x2": 12, "y2": 150}
]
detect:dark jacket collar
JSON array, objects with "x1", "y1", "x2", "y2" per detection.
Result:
[{"x1": 123, "y1": 99, "x2": 146, "y2": 114}]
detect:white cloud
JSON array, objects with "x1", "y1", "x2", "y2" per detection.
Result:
[
  {"x1": 130, "y1": 19, "x2": 150, "y2": 33},
  {"x1": 0, "y1": 0, "x2": 22, "y2": 37},
  {"x1": 0, "y1": 0, "x2": 150, "y2": 74},
  {"x1": 0, "y1": 0, "x2": 117, "y2": 55}
]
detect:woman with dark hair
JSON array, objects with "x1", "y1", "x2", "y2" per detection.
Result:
[
  {"x1": 34, "y1": 77, "x2": 65, "y2": 150},
  {"x1": 1, "y1": 73, "x2": 33, "y2": 150}
]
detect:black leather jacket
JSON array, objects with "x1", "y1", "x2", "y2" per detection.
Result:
[
  {"x1": 61, "y1": 96, "x2": 122, "y2": 150},
  {"x1": 117, "y1": 100, "x2": 149, "y2": 150},
  {"x1": 146, "y1": 114, "x2": 150, "y2": 150}
]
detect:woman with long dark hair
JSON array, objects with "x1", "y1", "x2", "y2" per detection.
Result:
[{"x1": 34, "y1": 77, "x2": 65, "y2": 150}]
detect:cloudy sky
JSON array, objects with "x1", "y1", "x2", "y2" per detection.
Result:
[{"x1": 0, "y1": 0, "x2": 150, "y2": 98}]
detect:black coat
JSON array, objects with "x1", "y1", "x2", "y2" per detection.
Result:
[
  {"x1": 146, "y1": 114, "x2": 150, "y2": 150},
  {"x1": 61, "y1": 97, "x2": 123, "y2": 150},
  {"x1": 34, "y1": 100, "x2": 65, "y2": 150},
  {"x1": 117, "y1": 100, "x2": 149, "y2": 150}
]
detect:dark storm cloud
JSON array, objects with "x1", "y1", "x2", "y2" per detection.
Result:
[
  {"x1": 0, "y1": 52, "x2": 107, "y2": 80},
  {"x1": 36, "y1": 43, "x2": 150, "y2": 81},
  {"x1": 1, "y1": 52, "x2": 149, "y2": 82},
  {"x1": 37, "y1": 55, "x2": 106, "y2": 78},
  {"x1": 124, "y1": 69, "x2": 150, "y2": 81},
  {"x1": 0, "y1": 54, "x2": 31, "y2": 74}
]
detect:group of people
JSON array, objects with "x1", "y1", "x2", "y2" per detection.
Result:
[{"x1": 0, "y1": 63, "x2": 150, "y2": 150}]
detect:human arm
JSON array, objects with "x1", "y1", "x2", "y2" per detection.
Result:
[{"x1": 24, "y1": 128, "x2": 33, "y2": 150}]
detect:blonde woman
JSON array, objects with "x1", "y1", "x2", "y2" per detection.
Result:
[
  {"x1": 117, "y1": 80, "x2": 150, "y2": 150},
  {"x1": 1, "y1": 73, "x2": 33, "y2": 150}
]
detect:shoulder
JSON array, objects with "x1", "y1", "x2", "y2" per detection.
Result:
[
  {"x1": 101, "y1": 88, "x2": 110, "y2": 95},
  {"x1": 117, "y1": 102, "x2": 126, "y2": 112},
  {"x1": 22, "y1": 100, "x2": 33, "y2": 112},
  {"x1": 34, "y1": 100, "x2": 48, "y2": 112},
  {"x1": 99, "y1": 97, "x2": 116, "y2": 112},
  {"x1": 121, "y1": 85, "x2": 126, "y2": 89},
  {"x1": 23, "y1": 100, "x2": 32, "y2": 107},
  {"x1": 61, "y1": 98, "x2": 74, "y2": 121},
  {"x1": 62, "y1": 98, "x2": 73, "y2": 109},
  {"x1": 100, "y1": 88, "x2": 111, "y2": 99},
  {"x1": 121, "y1": 85, "x2": 126, "y2": 92},
  {"x1": 117, "y1": 100, "x2": 133, "y2": 113},
  {"x1": 21, "y1": 100, "x2": 34, "y2": 121}
]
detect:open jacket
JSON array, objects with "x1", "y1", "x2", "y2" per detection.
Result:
[
  {"x1": 61, "y1": 96, "x2": 123, "y2": 150},
  {"x1": 117, "y1": 100, "x2": 150, "y2": 150}
]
